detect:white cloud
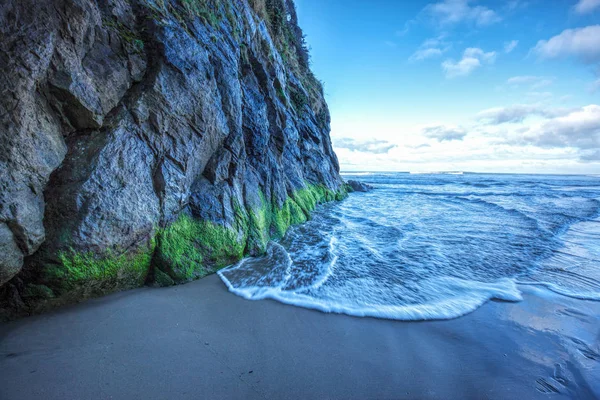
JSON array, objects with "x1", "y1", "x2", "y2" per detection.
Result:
[
  {"x1": 409, "y1": 36, "x2": 450, "y2": 62},
  {"x1": 464, "y1": 47, "x2": 497, "y2": 62},
  {"x1": 590, "y1": 79, "x2": 600, "y2": 92},
  {"x1": 442, "y1": 57, "x2": 481, "y2": 77},
  {"x1": 580, "y1": 149, "x2": 600, "y2": 161},
  {"x1": 507, "y1": 76, "x2": 539, "y2": 85},
  {"x1": 532, "y1": 25, "x2": 600, "y2": 63},
  {"x1": 410, "y1": 48, "x2": 444, "y2": 61},
  {"x1": 422, "y1": 37, "x2": 444, "y2": 48},
  {"x1": 442, "y1": 47, "x2": 496, "y2": 78},
  {"x1": 477, "y1": 104, "x2": 572, "y2": 124},
  {"x1": 520, "y1": 105, "x2": 600, "y2": 150},
  {"x1": 559, "y1": 95, "x2": 574, "y2": 103},
  {"x1": 333, "y1": 104, "x2": 600, "y2": 174},
  {"x1": 425, "y1": 0, "x2": 501, "y2": 26},
  {"x1": 504, "y1": 40, "x2": 519, "y2": 53},
  {"x1": 506, "y1": 75, "x2": 554, "y2": 89},
  {"x1": 334, "y1": 138, "x2": 397, "y2": 154},
  {"x1": 384, "y1": 41, "x2": 397, "y2": 48},
  {"x1": 531, "y1": 80, "x2": 554, "y2": 88},
  {"x1": 422, "y1": 125, "x2": 467, "y2": 141},
  {"x1": 574, "y1": 0, "x2": 600, "y2": 14}
]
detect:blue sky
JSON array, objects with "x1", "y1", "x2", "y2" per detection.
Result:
[{"x1": 295, "y1": 0, "x2": 600, "y2": 173}]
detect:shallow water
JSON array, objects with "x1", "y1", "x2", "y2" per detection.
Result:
[{"x1": 219, "y1": 173, "x2": 600, "y2": 320}]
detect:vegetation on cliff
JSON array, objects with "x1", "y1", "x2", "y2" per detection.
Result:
[
  {"x1": 154, "y1": 183, "x2": 347, "y2": 285},
  {"x1": 0, "y1": 0, "x2": 345, "y2": 320}
]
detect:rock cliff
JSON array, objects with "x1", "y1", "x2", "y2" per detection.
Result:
[{"x1": 0, "y1": 0, "x2": 345, "y2": 319}]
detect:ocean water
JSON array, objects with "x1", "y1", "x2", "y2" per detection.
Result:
[{"x1": 219, "y1": 173, "x2": 600, "y2": 320}]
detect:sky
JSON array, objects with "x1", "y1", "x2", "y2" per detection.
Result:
[{"x1": 295, "y1": 0, "x2": 600, "y2": 173}]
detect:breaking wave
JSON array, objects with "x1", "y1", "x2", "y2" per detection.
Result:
[{"x1": 219, "y1": 173, "x2": 600, "y2": 320}]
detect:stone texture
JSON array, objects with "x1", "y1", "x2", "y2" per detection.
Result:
[
  {"x1": 0, "y1": 0, "x2": 344, "y2": 317},
  {"x1": 347, "y1": 180, "x2": 374, "y2": 193}
]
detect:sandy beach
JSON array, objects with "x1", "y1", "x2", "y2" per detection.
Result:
[{"x1": 1, "y1": 275, "x2": 598, "y2": 399}]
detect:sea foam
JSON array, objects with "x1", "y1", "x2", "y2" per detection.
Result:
[
  {"x1": 219, "y1": 267, "x2": 523, "y2": 320},
  {"x1": 219, "y1": 173, "x2": 600, "y2": 321}
]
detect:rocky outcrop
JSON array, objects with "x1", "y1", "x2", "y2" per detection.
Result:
[
  {"x1": 347, "y1": 180, "x2": 373, "y2": 193},
  {"x1": 0, "y1": 0, "x2": 345, "y2": 319}
]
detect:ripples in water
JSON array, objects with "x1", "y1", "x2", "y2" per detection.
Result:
[{"x1": 219, "y1": 173, "x2": 600, "y2": 320}]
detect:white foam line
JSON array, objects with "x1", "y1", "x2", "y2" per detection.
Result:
[
  {"x1": 217, "y1": 276, "x2": 524, "y2": 321},
  {"x1": 222, "y1": 286, "x2": 515, "y2": 321},
  {"x1": 278, "y1": 242, "x2": 294, "y2": 285},
  {"x1": 340, "y1": 172, "x2": 374, "y2": 176},
  {"x1": 518, "y1": 280, "x2": 600, "y2": 301},
  {"x1": 217, "y1": 269, "x2": 236, "y2": 292},
  {"x1": 310, "y1": 235, "x2": 338, "y2": 290}
]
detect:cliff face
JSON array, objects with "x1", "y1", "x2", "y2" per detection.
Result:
[{"x1": 0, "y1": 0, "x2": 345, "y2": 318}]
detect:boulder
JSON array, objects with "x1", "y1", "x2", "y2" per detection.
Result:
[{"x1": 347, "y1": 180, "x2": 374, "y2": 192}]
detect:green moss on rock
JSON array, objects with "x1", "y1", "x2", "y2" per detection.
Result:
[
  {"x1": 22, "y1": 284, "x2": 55, "y2": 300},
  {"x1": 45, "y1": 239, "x2": 156, "y2": 293},
  {"x1": 272, "y1": 197, "x2": 307, "y2": 238},
  {"x1": 45, "y1": 183, "x2": 347, "y2": 292},
  {"x1": 153, "y1": 267, "x2": 175, "y2": 287},
  {"x1": 292, "y1": 183, "x2": 346, "y2": 214},
  {"x1": 152, "y1": 182, "x2": 346, "y2": 286},
  {"x1": 155, "y1": 214, "x2": 245, "y2": 282},
  {"x1": 247, "y1": 183, "x2": 346, "y2": 251},
  {"x1": 337, "y1": 184, "x2": 351, "y2": 200},
  {"x1": 244, "y1": 192, "x2": 272, "y2": 253},
  {"x1": 155, "y1": 214, "x2": 205, "y2": 281}
]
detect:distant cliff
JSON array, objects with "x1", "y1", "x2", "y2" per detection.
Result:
[{"x1": 0, "y1": 0, "x2": 345, "y2": 319}]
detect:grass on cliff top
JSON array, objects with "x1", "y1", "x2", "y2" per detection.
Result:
[
  {"x1": 145, "y1": 0, "x2": 221, "y2": 28},
  {"x1": 180, "y1": 0, "x2": 221, "y2": 26},
  {"x1": 245, "y1": 0, "x2": 327, "y2": 116}
]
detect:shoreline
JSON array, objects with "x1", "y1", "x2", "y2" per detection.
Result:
[{"x1": 1, "y1": 275, "x2": 598, "y2": 399}]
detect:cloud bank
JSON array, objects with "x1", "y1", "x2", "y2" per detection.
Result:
[
  {"x1": 334, "y1": 138, "x2": 397, "y2": 154},
  {"x1": 533, "y1": 25, "x2": 600, "y2": 64},
  {"x1": 477, "y1": 104, "x2": 572, "y2": 124},
  {"x1": 422, "y1": 125, "x2": 467, "y2": 141}
]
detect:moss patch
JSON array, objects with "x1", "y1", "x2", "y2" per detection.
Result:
[
  {"x1": 246, "y1": 183, "x2": 347, "y2": 252},
  {"x1": 292, "y1": 183, "x2": 345, "y2": 214},
  {"x1": 155, "y1": 214, "x2": 245, "y2": 282},
  {"x1": 44, "y1": 183, "x2": 347, "y2": 293},
  {"x1": 272, "y1": 197, "x2": 307, "y2": 238},
  {"x1": 150, "y1": 182, "x2": 346, "y2": 286},
  {"x1": 22, "y1": 284, "x2": 55, "y2": 300},
  {"x1": 45, "y1": 239, "x2": 156, "y2": 293},
  {"x1": 180, "y1": 0, "x2": 221, "y2": 26},
  {"x1": 244, "y1": 192, "x2": 272, "y2": 253},
  {"x1": 102, "y1": 17, "x2": 145, "y2": 53},
  {"x1": 153, "y1": 267, "x2": 176, "y2": 287}
]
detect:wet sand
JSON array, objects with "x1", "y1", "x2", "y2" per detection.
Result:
[{"x1": 1, "y1": 275, "x2": 599, "y2": 399}]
